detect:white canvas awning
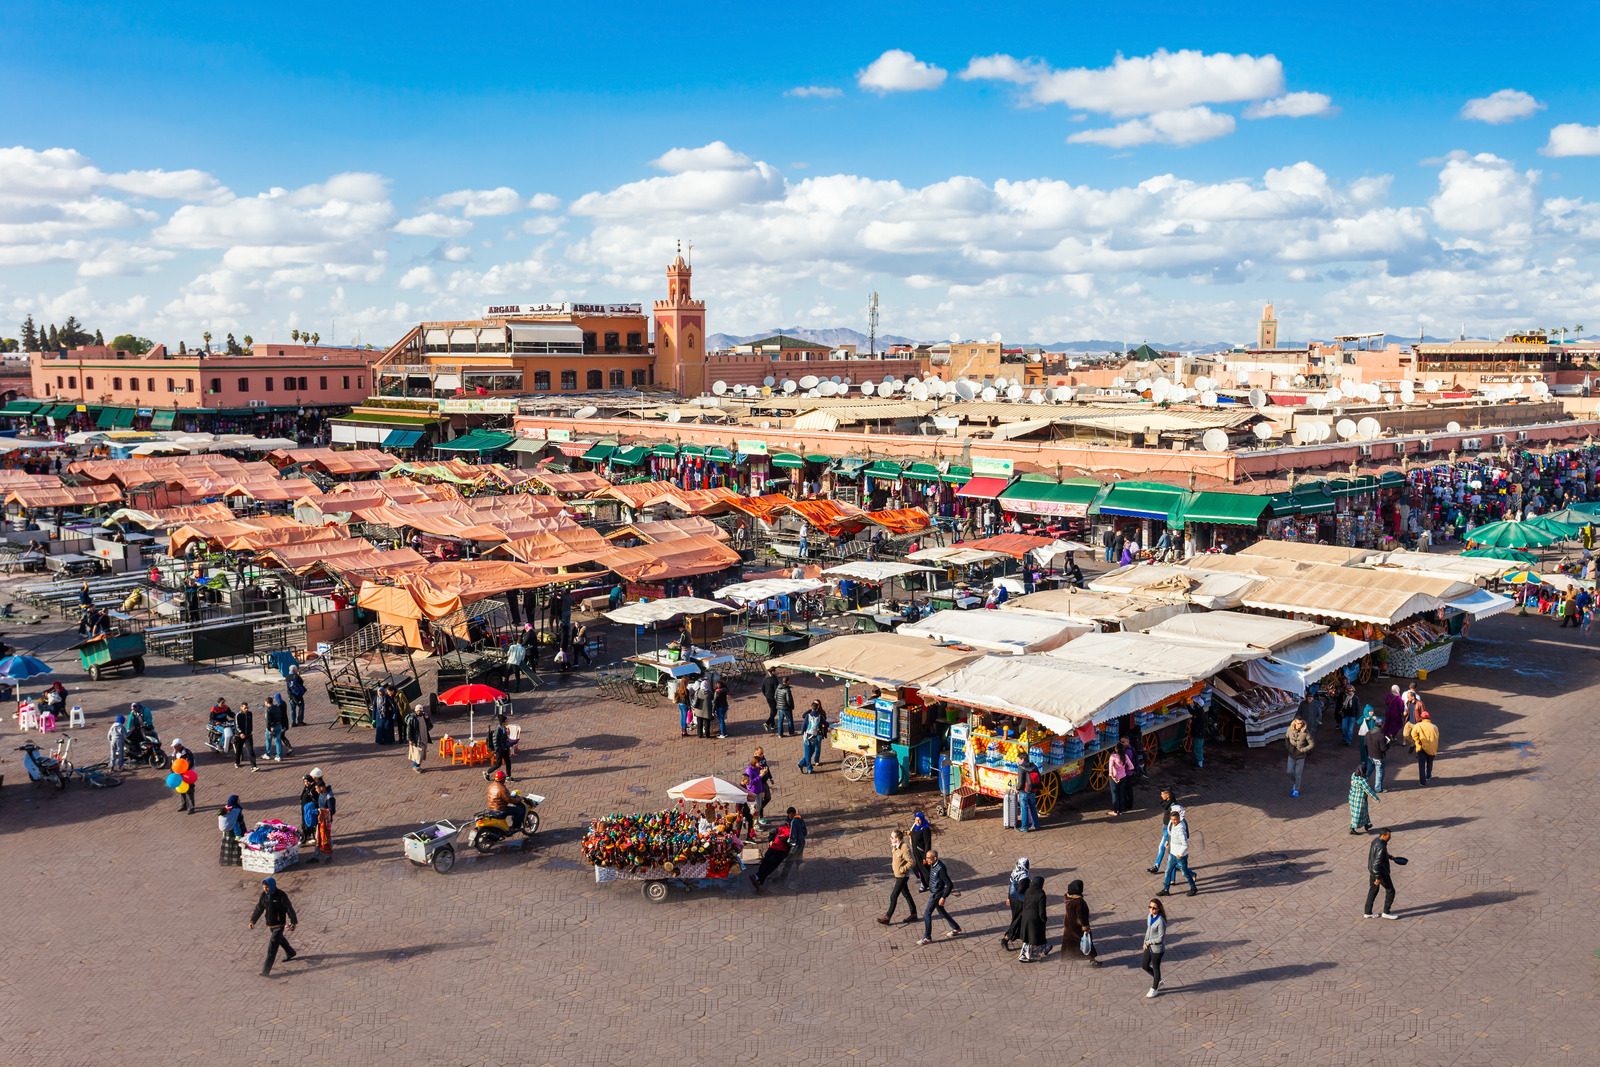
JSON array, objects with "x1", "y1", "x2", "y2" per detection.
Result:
[
  {"x1": 1047, "y1": 631, "x2": 1256, "y2": 680},
  {"x1": 1091, "y1": 564, "x2": 1261, "y2": 609},
  {"x1": 509, "y1": 323, "x2": 583, "y2": 345},
  {"x1": 922, "y1": 655, "x2": 1194, "y2": 734},
  {"x1": 604, "y1": 597, "x2": 737, "y2": 626},
  {"x1": 765, "y1": 632, "x2": 982, "y2": 689},
  {"x1": 822, "y1": 561, "x2": 941, "y2": 583},
  {"x1": 1444, "y1": 588, "x2": 1515, "y2": 619},
  {"x1": 1241, "y1": 578, "x2": 1448, "y2": 625},
  {"x1": 330, "y1": 424, "x2": 359, "y2": 444},
  {"x1": 907, "y1": 546, "x2": 1007, "y2": 566},
  {"x1": 715, "y1": 578, "x2": 825, "y2": 603},
  {"x1": 897, "y1": 609, "x2": 1088, "y2": 654},
  {"x1": 1265, "y1": 633, "x2": 1374, "y2": 687},
  {"x1": 1142, "y1": 610, "x2": 1325, "y2": 652}
]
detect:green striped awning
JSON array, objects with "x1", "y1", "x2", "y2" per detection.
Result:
[
  {"x1": 383, "y1": 429, "x2": 424, "y2": 449},
  {"x1": 902, "y1": 462, "x2": 942, "y2": 480},
  {"x1": 150, "y1": 410, "x2": 177, "y2": 430},
  {"x1": 96, "y1": 408, "x2": 119, "y2": 429},
  {"x1": 650, "y1": 443, "x2": 679, "y2": 458},
  {"x1": 864, "y1": 460, "x2": 902, "y2": 478},
  {"x1": 804, "y1": 453, "x2": 832, "y2": 465},
  {"x1": 1379, "y1": 471, "x2": 1406, "y2": 488},
  {"x1": 998, "y1": 476, "x2": 1102, "y2": 517},
  {"x1": 51, "y1": 404, "x2": 77, "y2": 418},
  {"x1": 1268, "y1": 492, "x2": 1300, "y2": 517},
  {"x1": 1093, "y1": 481, "x2": 1188, "y2": 521},
  {"x1": 680, "y1": 444, "x2": 705, "y2": 457},
  {"x1": 1296, "y1": 488, "x2": 1336, "y2": 515},
  {"x1": 581, "y1": 443, "x2": 616, "y2": 463},
  {"x1": 434, "y1": 430, "x2": 513, "y2": 454},
  {"x1": 770, "y1": 453, "x2": 805, "y2": 469},
  {"x1": 115, "y1": 408, "x2": 137, "y2": 428},
  {"x1": 1178, "y1": 491, "x2": 1270, "y2": 527},
  {"x1": 941, "y1": 464, "x2": 972, "y2": 485},
  {"x1": 1, "y1": 400, "x2": 43, "y2": 415},
  {"x1": 611, "y1": 446, "x2": 648, "y2": 467},
  {"x1": 705, "y1": 447, "x2": 736, "y2": 463}
]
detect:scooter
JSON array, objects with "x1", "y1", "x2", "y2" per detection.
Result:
[
  {"x1": 466, "y1": 791, "x2": 544, "y2": 853},
  {"x1": 18, "y1": 738, "x2": 71, "y2": 790},
  {"x1": 124, "y1": 731, "x2": 169, "y2": 769}
]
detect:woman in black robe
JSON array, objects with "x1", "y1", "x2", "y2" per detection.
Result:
[{"x1": 1018, "y1": 876, "x2": 1049, "y2": 962}]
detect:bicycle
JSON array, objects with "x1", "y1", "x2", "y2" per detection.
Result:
[{"x1": 72, "y1": 762, "x2": 123, "y2": 788}]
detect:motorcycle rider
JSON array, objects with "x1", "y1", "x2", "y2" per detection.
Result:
[
  {"x1": 208, "y1": 697, "x2": 235, "y2": 753},
  {"x1": 485, "y1": 769, "x2": 525, "y2": 831}
]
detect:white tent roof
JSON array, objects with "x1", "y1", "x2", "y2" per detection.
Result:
[
  {"x1": 764, "y1": 632, "x2": 982, "y2": 689},
  {"x1": 1046, "y1": 631, "x2": 1256, "y2": 680},
  {"x1": 1241, "y1": 578, "x2": 1448, "y2": 625},
  {"x1": 922, "y1": 655, "x2": 1194, "y2": 734},
  {"x1": 1090, "y1": 564, "x2": 1261, "y2": 609},
  {"x1": 1364, "y1": 550, "x2": 1509, "y2": 583},
  {"x1": 1267, "y1": 633, "x2": 1375, "y2": 684},
  {"x1": 714, "y1": 578, "x2": 825, "y2": 602},
  {"x1": 1237, "y1": 541, "x2": 1378, "y2": 566},
  {"x1": 603, "y1": 597, "x2": 737, "y2": 625},
  {"x1": 1444, "y1": 588, "x2": 1515, "y2": 620},
  {"x1": 1142, "y1": 610, "x2": 1326, "y2": 652},
  {"x1": 822, "y1": 561, "x2": 941, "y2": 582},
  {"x1": 1004, "y1": 588, "x2": 1185, "y2": 628},
  {"x1": 906, "y1": 546, "x2": 1007, "y2": 566},
  {"x1": 896, "y1": 609, "x2": 1088, "y2": 654}
]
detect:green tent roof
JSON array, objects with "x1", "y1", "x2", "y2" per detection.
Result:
[
  {"x1": 581, "y1": 442, "x2": 616, "y2": 463},
  {"x1": 804, "y1": 453, "x2": 832, "y2": 465},
  {"x1": 650, "y1": 443, "x2": 679, "y2": 457},
  {"x1": 1295, "y1": 488, "x2": 1336, "y2": 515},
  {"x1": 680, "y1": 444, "x2": 705, "y2": 457},
  {"x1": 1179, "y1": 490, "x2": 1270, "y2": 527},
  {"x1": 95, "y1": 408, "x2": 119, "y2": 429},
  {"x1": 150, "y1": 410, "x2": 177, "y2": 430},
  {"x1": 437, "y1": 430, "x2": 514, "y2": 453},
  {"x1": 1093, "y1": 481, "x2": 1188, "y2": 520},
  {"x1": 1379, "y1": 471, "x2": 1406, "y2": 488},
  {"x1": 705, "y1": 446, "x2": 736, "y2": 463},
  {"x1": 998, "y1": 476, "x2": 1102, "y2": 510},
  {"x1": 865, "y1": 460, "x2": 902, "y2": 478},
  {"x1": 941, "y1": 464, "x2": 972, "y2": 485},
  {"x1": 611, "y1": 445, "x2": 649, "y2": 467},
  {"x1": 383, "y1": 429, "x2": 424, "y2": 449},
  {"x1": 902, "y1": 462, "x2": 942, "y2": 480},
  {"x1": 770, "y1": 452, "x2": 805, "y2": 469},
  {"x1": 1268, "y1": 491, "x2": 1300, "y2": 517}
]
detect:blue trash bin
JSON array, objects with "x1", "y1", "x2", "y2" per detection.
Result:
[
  {"x1": 937, "y1": 755, "x2": 953, "y2": 796},
  {"x1": 873, "y1": 754, "x2": 899, "y2": 796}
]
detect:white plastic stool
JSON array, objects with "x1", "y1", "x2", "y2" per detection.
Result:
[
  {"x1": 68, "y1": 705, "x2": 87, "y2": 728},
  {"x1": 17, "y1": 709, "x2": 39, "y2": 731}
]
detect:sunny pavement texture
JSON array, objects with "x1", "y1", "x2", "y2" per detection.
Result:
[{"x1": 0, "y1": 581, "x2": 1595, "y2": 1067}]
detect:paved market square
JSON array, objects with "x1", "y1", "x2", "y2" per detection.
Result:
[{"x1": 1, "y1": 596, "x2": 1595, "y2": 1067}]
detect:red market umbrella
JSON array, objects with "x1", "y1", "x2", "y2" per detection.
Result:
[{"x1": 438, "y1": 683, "x2": 507, "y2": 742}]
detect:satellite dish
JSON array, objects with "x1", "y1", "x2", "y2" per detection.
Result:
[
  {"x1": 574, "y1": 406, "x2": 598, "y2": 419},
  {"x1": 990, "y1": 331, "x2": 1002, "y2": 343},
  {"x1": 799, "y1": 374, "x2": 819, "y2": 389},
  {"x1": 1248, "y1": 388, "x2": 1267, "y2": 409},
  {"x1": 912, "y1": 382, "x2": 930, "y2": 401},
  {"x1": 1200, "y1": 391, "x2": 1219, "y2": 407},
  {"x1": 954, "y1": 380, "x2": 977, "y2": 401},
  {"x1": 1253, "y1": 422, "x2": 1274, "y2": 441},
  {"x1": 882, "y1": 380, "x2": 901, "y2": 395},
  {"x1": 1534, "y1": 381, "x2": 1551, "y2": 398},
  {"x1": 763, "y1": 375, "x2": 776, "y2": 387},
  {"x1": 995, "y1": 376, "x2": 1009, "y2": 390},
  {"x1": 665, "y1": 411, "x2": 682, "y2": 423},
  {"x1": 1446, "y1": 421, "x2": 1462, "y2": 434},
  {"x1": 949, "y1": 331, "x2": 961, "y2": 343},
  {"x1": 927, "y1": 379, "x2": 947, "y2": 398},
  {"x1": 980, "y1": 386, "x2": 998, "y2": 403},
  {"x1": 805, "y1": 388, "x2": 820, "y2": 398},
  {"x1": 1357, "y1": 417, "x2": 1382, "y2": 439},
  {"x1": 1238, "y1": 370, "x2": 1252, "y2": 386},
  {"x1": 1363, "y1": 384, "x2": 1381, "y2": 402},
  {"x1": 1006, "y1": 384, "x2": 1024, "y2": 401},
  {"x1": 1029, "y1": 389, "x2": 1044, "y2": 404},
  {"x1": 1195, "y1": 376, "x2": 1214, "y2": 391},
  {"x1": 1336, "y1": 418, "x2": 1357, "y2": 440},
  {"x1": 1326, "y1": 387, "x2": 1343, "y2": 404},
  {"x1": 781, "y1": 380, "x2": 797, "y2": 394},
  {"x1": 761, "y1": 385, "x2": 773, "y2": 397},
  {"x1": 861, "y1": 381, "x2": 877, "y2": 397},
  {"x1": 1424, "y1": 379, "x2": 1442, "y2": 392},
  {"x1": 1151, "y1": 380, "x2": 1171, "y2": 403},
  {"x1": 1292, "y1": 374, "x2": 1307, "y2": 387},
  {"x1": 818, "y1": 381, "x2": 838, "y2": 396},
  {"x1": 1135, "y1": 378, "x2": 1153, "y2": 393},
  {"x1": 1202, "y1": 429, "x2": 1229, "y2": 452},
  {"x1": 1059, "y1": 386, "x2": 1077, "y2": 402},
  {"x1": 711, "y1": 380, "x2": 727, "y2": 396},
  {"x1": 1310, "y1": 393, "x2": 1328, "y2": 410}
]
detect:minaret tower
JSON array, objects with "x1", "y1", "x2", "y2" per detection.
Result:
[
  {"x1": 653, "y1": 241, "x2": 707, "y2": 396},
  {"x1": 1258, "y1": 302, "x2": 1278, "y2": 350}
]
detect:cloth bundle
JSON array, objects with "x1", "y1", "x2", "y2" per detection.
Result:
[{"x1": 244, "y1": 819, "x2": 302, "y2": 852}]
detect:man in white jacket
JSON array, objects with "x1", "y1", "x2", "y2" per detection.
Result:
[{"x1": 1159, "y1": 809, "x2": 1199, "y2": 897}]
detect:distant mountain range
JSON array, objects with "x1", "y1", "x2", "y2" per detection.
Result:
[{"x1": 708, "y1": 327, "x2": 1496, "y2": 355}]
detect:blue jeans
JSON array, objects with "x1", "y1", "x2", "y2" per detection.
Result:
[
  {"x1": 1370, "y1": 759, "x2": 1385, "y2": 794},
  {"x1": 677, "y1": 703, "x2": 691, "y2": 732},
  {"x1": 716, "y1": 705, "x2": 727, "y2": 736},
  {"x1": 1152, "y1": 825, "x2": 1170, "y2": 869},
  {"x1": 1342, "y1": 716, "x2": 1358, "y2": 746},
  {"x1": 922, "y1": 896, "x2": 961, "y2": 939},
  {"x1": 288, "y1": 696, "x2": 305, "y2": 726},
  {"x1": 1192, "y1": 734, "x2": 1205, "y2": 767},
  {"x1": 1018, "y1": 791, "x2": 1038, "y2": 831},
  {"x1": 778, "y1": 710, "x2": 794, "y2": 736},
  {"x1": 265, "y1": 726, "x2": 284, "y2": 760},
  {"x1": 1162, "y1": 854, "x2": 1197, "y2": 893},
  {"x1": 799, "y1": 734, "x2": 821, "y2": 771}
]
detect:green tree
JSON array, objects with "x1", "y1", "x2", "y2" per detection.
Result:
[
  {"x1": 310, "y1": 332, "x2": 320, "y2": 346},
  {"x1": 46, "y1": 324, "x2": 59, "y2": 349},
  {"x1": 225, "y1": 332, "x2": 241, "y2": 355},
  {"x1": 178, "y1": 340, "x2": 187, "y2": 354},
  {"x1": 242, "y1": 334, "x2": 253, "y2": 353},
  {"x1": 20, "y1": 315, "x2": 38, "y2": 350},
  {"x1": 202, "y1": 330, "x2": 212, "y2": 352},
  {"x1": 108, "y1": 334, "x2": 153, "y2": 355},
  {"x1": 290, "y1": 328, "x2": 301, "y2": 342},
  {"x1": 0, "y1": 338, "x2": 17, "y2": 353},
  {"x1": 60, "y1": 316, "x2": 91, "y2": 347}
]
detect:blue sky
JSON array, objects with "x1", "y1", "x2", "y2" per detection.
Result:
[{"x1": 3, "y1": 1, "x2": 1598, "y2": 347}]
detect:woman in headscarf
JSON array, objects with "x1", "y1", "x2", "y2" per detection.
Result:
[
  {"x1": 1017, "y1": 875, "x2": 1049, "y2": 962},
  {"x1": 1061, "y1": 879, "x2": 1099, "y2": 966},
  {"x1": 908, "y1": 811, "x2": 934, "y2": 892},
  {"x1": 219, "y1": 795, "x2": 245, "y2": 866},
  {"x1": 999, "y1": 857, "x2": 1030, "y2": 951}
]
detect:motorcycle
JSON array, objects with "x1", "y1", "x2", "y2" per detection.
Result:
[
  {"x1": 466, "y1": 791, "x2": 544, "y2": 853},
  {"x1": 124, "y1": 730, "x2": 169, "y2": 769},
  {"x1": 205, "y1": 716, "x2": 234, "y2": 756},
  {"x1": 18, "y1": 738, "x2": 71, "y2": 790}
]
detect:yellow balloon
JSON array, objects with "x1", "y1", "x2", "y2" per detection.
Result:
[{"x1": 176, "y1": 781, "x2": 191, "y2": 794}]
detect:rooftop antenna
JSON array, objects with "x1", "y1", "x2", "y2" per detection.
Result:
[{"x1": 868, "y1": 290, "x2": 880, "y2": 358}]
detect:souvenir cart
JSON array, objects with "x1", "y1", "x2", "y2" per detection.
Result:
[
  {"x1": 583, "y1": 777, "x2": 751, "y2": 903},
  {"x1": 765, "y1": 632, "x2": 982, "y2": 791}
]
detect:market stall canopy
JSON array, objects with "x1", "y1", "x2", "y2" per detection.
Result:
[
  {"x1": 1237, "y1": 541, "x2": 1377, "y2": 566},
  {"x1": 1444, "y1": 588, "x2": 1515, "y2": 620},
  {"x1": 668, "y1": 775, "x2": 755, "y2": 804},
  {"x1": 1004, "y1": 587, "x2": 1185, "y2": 630},
  {"x1": 1046, "y1": 630, "x2": 1259, "y2": 679},
  {"x1": 222, "y1": 477, "x2": 319, "y2": 503},
  {"x1": 1362, "y1": 550, "x2": 1512, "y2": 584},
  {"x1": 1262, "y1": 633, "x2": 1375, "y2": 691},
  {"x1": 104, "y1": 501, "x2": 235, "y2": 531},
  {"x1": 1030, "y1": 539, "x2": 1095, "y2": 567},
  {"x1": 314, "y1": 547, "x2": 429, "y2": 581},
  {"x1": 867, "y1": 507, "x2": 932, "y2": 536},
  {"x1": 169, "y1": 515, "x2": 315, "y2": 554},
  {"x1": 608, "y1": 516, "x2": 728, "y2": 543},
  {"x1": 922, "y1": 655, "x2": 1193, "y2": 734},
  {"x1": 765, "y1": 632, "x2": 983, "y2": 689},
  {"x1": 714, "y1": 577, "x2": 826, "y2": 603},
  {"x1": 1241, "y1": 578, "x2": 1450, "y2": 625},
  {"x1": 1091, "y1": 564, "x2": 1260, "y2": 610},
  {"x1": 526, "y1": 469, "x2": 612, "y2": 496},
  {"x1": 907, "y1": 546, "x2": 1007, "y2": 567},
  {"x1": 258, "y1": 537, "x2": 382, "y2": 574},
  {"x1": 726, "y1": 493, "x2": 794, "y2": 523},
  {"x1": 959, "y1": 532, "x2": 1055, "y2": 559},
  {"x1": 5, "y1": 483, "x2": 123, "y2": 509},
  {"x1": 822, "y1": 561, "x2": 941, "y2": 583},
  {"x1": 268, "y1": 447, "x2": 398, "y2": 476},
  {"x1": 771, "y1": 497, "x2": 871, "y2": 537},
  {"x1": 592, "y1": 535, "x2": 741, "y2": 583},
  {"x1": 1462, "y1": 519, "x2": 1562, "y2": 550},
  {"x1": 897, "y1": 609, "x2": 1087, "y2": 654},
  {"x1": 493, "y1": 528, "x2": 613, "y2": 567},
  {"x1": 603, "y1": 597, "x2": 738, "y2": 626},
  {"x1": 1142, "y1": 610, "x2": 1325, "y2": 652},
  {"x1": 362, "y1": 561, "x2": 601, "y2": 621}
]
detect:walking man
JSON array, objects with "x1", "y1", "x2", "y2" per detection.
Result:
[
  {"x1": 171, "y1": 739, "x2": 198, "y2": 813},
  {"x1": 1365, "y1": 721, "x2": 1389, "y2": 794},
  {"x1": 286, "y1": 668, "x2": 307, "y2": 727},
  {"x1": 761, "y1": 668, "x2": 781, "y2": 732},
  {"x1": 1285, "y1": 712, "x2": 1313, "y2": 798},
  {"x1": 1402, "y1": 710, "x2": 1440, "y2": 786},
  {"x1": 1146, "y1": 787, "x2": 1182, "y2": 873},
  {"x1": 876, "y1": 830, "x2": 919, "y2": 925},
  {"x1": 1362, "y1": 828, "x2": 1408, "y2": 919},
  {"x1": 774, "y1": 677, "x2": 795, "y2": 737},
  {"x1": 233, "y1": 701, "x2": 259, "y2": 771},
  {"x1": 917, "y1": 850, "x2": 963, "y2": 944},
  {"x1": 798, "y1": 701, "x2": 828, "y2": 773},
  {"x1": 1159, "y1": 809, "x2": 1199, "y2": 897},
  {"x1": 1016, "y1": 757, "x2": 1040, "y2": 832},
  {"x1": 264, "y1": 695, "x2": 289, "y2": 763},
  {"x1": 249, "y1": 877, "x2": 298, "y2": 976},
  {"x1": 486, "y1": 714, "x2": 514, "y2": 780}
]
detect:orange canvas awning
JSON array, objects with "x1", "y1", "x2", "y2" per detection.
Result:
[
  {"x1": 592, "y1": 535, "x2": 741, "y2": 583},
  {"x1": 727, "y1": 493, "x2": 794, "y2": 523},
  {"x1": 529, "y1": 470, "x2": 611, "y2": 496},
  {"x1": 224, "y1": 477, "x2": 320, "y2": 502},
  {"x1": 316, "y1": 547, "x2": 429, "y2": 581},
  {"x1": 960, "y1": 532, "x2": 1056, "y2": 559},
  {"x1": 258, "y1": 537, "x2": 380, "y2": 574},
  {"x1": 772, "y1": 498, "x2": 871, "y2": 537},
  {"x1": 494, "y1": 529, "x2": 613, "y2": 567},
  {"x1": 6, "y1": 483, "x2": 123, "y2": 509},
  {"x1": 364, "y1": 561, "x2": 603, "y2": 620},
  {"x1": 866, "y1": 507, "x2": 932, "y2": 535},
  {"x1": 608, "y1": 517, "x2": 728, "y2": 543},
  {"x1": 669, "y1": 486, "x2": 742, "y2": 515},
  {"x1": 169, "y1": 515, "x2": 310, "y2": 554}
]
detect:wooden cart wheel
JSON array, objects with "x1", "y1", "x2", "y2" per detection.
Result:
[
  {"x1": 1087, "y1": 751, "x2": 1110, "y2": 791},
  {"x1": 1036, "y1": 770, "x2": 1061, "y2": 817},
  {"x1": 1357, "y1": 656, "x2": 1374, "y2": 684},
  {"x1": 1182, "y1": 722, "x2": 1194, "y2": 753},
  {"x1": 842, "y1": 753, "x2": 869, "y2": 782},
  {"x1": 1141, "y1": 733, "x2": 1160, "y2": 765}
]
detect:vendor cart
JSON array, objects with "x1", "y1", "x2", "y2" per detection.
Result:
[
  {"x1": 625, "y1": 647, "x2": 736, "y2": 692},
  {"x1": 594, "y1": 855, "x2": 749, "y2": 903},
  {"x1": 403, "y1": 819, "x2": 464, "y2": 874},
  {"x1": 72, "y1": 630, "x2": 147, "y2": 680}
]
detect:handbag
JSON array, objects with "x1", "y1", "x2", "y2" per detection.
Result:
[{"x1": 1079, "y1": 931, "x2": 1093, "y2": 956}]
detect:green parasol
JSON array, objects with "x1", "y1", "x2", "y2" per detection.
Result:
[
  {"x1": 1462, "y1": 519, "x2": 1562, "y2": 550},
  {"x1": 1461, "y1": 546, "x2": 1537, "y2": 564}
]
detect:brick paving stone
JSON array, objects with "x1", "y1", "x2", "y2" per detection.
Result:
[{"x1": 0, "y1": 587, "x2": 1598, "y2": 1066}]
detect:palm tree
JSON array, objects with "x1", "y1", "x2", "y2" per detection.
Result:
[
  {"x1": 291, "y1": 328, "x2": 301, "y2": 342},
  {"x1": 310, "y1": 332, "x2": 320, "y2": 346},
  {"x1": 242, "y1": 334, "x2": 253, "y2": 352},
  {"x1": 202, "y1": 330, "x2": 212, "y2": 352}
]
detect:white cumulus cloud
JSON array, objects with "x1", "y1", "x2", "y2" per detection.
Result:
[
  {"x1": 1069, "y1": 107, "x2": 1237, "y2": 148},
  {"x1": 1429, "y1": 151, "x2": 1536, "y2": 238},
  {"x1": 651, "y1": 141, "x2": 753, "y2": 173},
  {"x1": 1543, "y1": 123, "x2": 1600, "y2": 157},
  {"x1": 433, "y1": 186, "x2": 526, "y2": 216},
  {"x1": 1461, "y1": 89, "x2": 1545, "y2": 124},
  {"x1": 965, "y1": 49, "x2": 1283, "y2": 117},
  {"x1": 394, "y1": 212, "x2": 473, "y2": 237},
  {"x1": 858, "y1": 49, "x2": 947, "y2": 93},
  {"x1": 1245, "y1": 92, "x2": 1336, "y2": 119},
  {"x1": 786, "y1": 85, "x2": 843, "y2": 99}
]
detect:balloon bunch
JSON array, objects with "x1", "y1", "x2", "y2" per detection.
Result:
[{"x1": 164, "y1": 756, "x2": 198, "y2": 795}]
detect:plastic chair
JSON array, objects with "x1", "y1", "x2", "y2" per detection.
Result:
[
  {"x1": 438, "y1": 736, "x2": 456, "y2": 760},
  {"x1": 17, "y1": 708, "x2": 39, "y2": 731},
  {"x1": 68, "y1": 705, "x2": 87, "y2": 728},
  {"x1": 38, "y1": 711, "x2": 56, "y2": 732}
]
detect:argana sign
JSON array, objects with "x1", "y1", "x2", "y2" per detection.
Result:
[{"x1": 484, "y1": 302, "x2": 643, "y2": 318}]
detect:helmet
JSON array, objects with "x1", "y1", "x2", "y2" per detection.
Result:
[{"x1": 494, "y1": 770, "x2": 507, "y2": 781}]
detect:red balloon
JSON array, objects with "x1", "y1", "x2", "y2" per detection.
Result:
[{"x1": 181, "y1": 769, "x2": 198, "y2": 785}]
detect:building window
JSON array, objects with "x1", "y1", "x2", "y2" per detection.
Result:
[
  {"x1": 210, "y1": 378, "x2": 221, "y2": 394},
  {"x1": 603, "y1": 332, "x2": 619, "y2": 353},
  {"x1": 146, "y1": 378, "x2": 155, "y2": 392},
  {"x1": 297, "y1": 376, "x2": 308, "y2": 390},
  {"x1": 631, "y1": 369, "x2": 646, "y2": 386},
  {"x1": 283, "y1": 376, "x2": 295, "y2": 391},
  {"x1": 55, "y1": 376, "x2": 63, "y2": 387},
  {"x1": 586, "y1": 369, "x2": 603, "y2": 390},
  {"x1": 582, "y1": 332, "x2": 597, "y2": 353},
  {"x1": 627, "y1": 331, "x2": 642, "y2": 351},
  {"x1": 165, "y1": 378, "x2": 174, "y2": 392},
  {"x1": 533, "y1": 371, "x2": 551, "y2": 391},
  {"x1": 342, "y1": 376, "x2": 350, "y2": 389},
  {"x1": 238, "y1": 377, "x2": 249, "y2": 391},
  {"x1": 319, "y1": 376, "x2": 327, "y2": 390},
  {"x1": 560, "y1": 370, "x2": 577, "y2": 390},
  {"x1": 186, "y1": 380, "x2": 194, "y2": 392},
  {"x1": 609, "y1": 369, "x2": 624, "y2": 388},
  {"x1": 358, "y1": 376, "x2": 363, "y2": 388},
  {"x1": 67, "y1": 375, "x2": 76, "y2": 388},
  {"x1": 265, "y1": 378, "x2": 274, "y2": 392},
  {"x1": 112, "y1": 377, "x2": 122, "y2": 390},
  {"x1": 85, "y1": 376, "x2": 94, "y2": 389}
]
